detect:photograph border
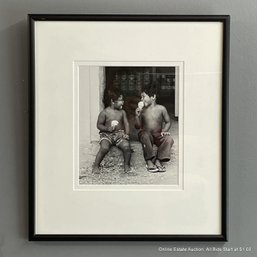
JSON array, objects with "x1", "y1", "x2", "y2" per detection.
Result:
[
  {"x1": 73, "y1": 60, "x2": 184, "y2": 191},
  {"x1": 29, "y1": 14, "x2": 230, "y2": 241}
]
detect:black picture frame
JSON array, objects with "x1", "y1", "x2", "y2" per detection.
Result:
[{"x1": 29, "y1": 14, "x2": 229, "y2": 241}]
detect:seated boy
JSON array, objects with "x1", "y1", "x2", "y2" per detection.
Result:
[
  {"x1": 92, "y1": 92, "x2": 131, "y2": 174},
  {"x1": 135, "y1": 86, "x2": 174, "y2": 172}
]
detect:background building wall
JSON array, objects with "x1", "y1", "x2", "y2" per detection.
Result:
[{"x1": 0, "y1": 0, "x2": 257, "y2": 256}]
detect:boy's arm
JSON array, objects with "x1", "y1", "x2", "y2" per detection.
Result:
[
  {"x1": 161, "y1": 106, "x2": 171, "y2": 133},
  {"x1": 122, "y1": 110, "x2": 130, "y2": 136},
  {"x1": 134, "y1": 108, "x2": 142, "y2": 129},
  {"x1": 96, "y1": 111, "x2": 110, "y2": 132}
]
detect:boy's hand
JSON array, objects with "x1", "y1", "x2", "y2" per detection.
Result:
[
  {"x1": 107, "y1": 126, "x2": 115, "y2": 132},
  {"x1": 123, "y1": 134, "x2": 129, "y2": 140},
  {"x1": 135, "y1": 108, "x2": 142, "y2": 117},
  {"x1": 161, "y1": 131, "x2": 170, "y2": 137}
]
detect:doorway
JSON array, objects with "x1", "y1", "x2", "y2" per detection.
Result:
[{"x1": 105, "y1": 66, "x2": 176, "y2": 140}]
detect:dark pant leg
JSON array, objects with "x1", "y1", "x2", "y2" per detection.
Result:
[
  {"x1": 117, "y1": 140, "x2": 131, "y2": 166},
  {"x1": 138, "y1": 131, "x2": 155, "y2": 161},
  {"x1": 154, "y1": 134, "x2": 174, "y2": 162}
]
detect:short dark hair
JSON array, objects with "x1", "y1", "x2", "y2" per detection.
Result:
[
  {"x1": 103, "y1": 88, "x2": 121, "y2": 108},
  {"x1": 142, "y1": 83, "x2": 157, "y2": 97}
]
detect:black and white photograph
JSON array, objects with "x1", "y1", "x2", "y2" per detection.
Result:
[{"x1": 79, "y1": 66, "x2": 180, "y2": 185}]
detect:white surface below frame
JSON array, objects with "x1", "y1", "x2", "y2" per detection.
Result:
[{"x1": 34, "y1": 21, "x2": 222, "y2": 235}]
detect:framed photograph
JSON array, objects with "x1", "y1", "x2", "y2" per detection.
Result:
[{"x1": 29, "y1": 14, "x2": 229, "y2": 241}]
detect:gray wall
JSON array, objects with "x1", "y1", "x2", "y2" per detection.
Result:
[{"x1": 1, "y1": 0, "x2": 257, "y2": 256}]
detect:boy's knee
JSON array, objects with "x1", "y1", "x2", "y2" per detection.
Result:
[
  {"x1": 123, "y1": 146, "x2": 131, "y2": 153},
  {"x1": 139, "y1": 131, "x2": 150, "y2": 141},
  {"x1": 100, "y1": 144, "x2": 111, "y2": 152},
  {"x1": 165, "y1": 136, "x2": 174, "y2": 146},
  {"x1": 120, "y1": 143, "x2": 131, "y2": 153}
]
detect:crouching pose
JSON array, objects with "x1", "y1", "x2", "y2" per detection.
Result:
[
  {"x1": 92, "y1": 93, "x2": 131, "y2": 174},
  {"x1": 135, "y1": 87, "x2": 174, "y2": 172}
]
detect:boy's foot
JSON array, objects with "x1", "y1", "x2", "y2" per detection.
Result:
[
  {"x1": 146, "y1": 160, "x2": 158, "y2": 173},
  {"x1": 121, "y1": 166, "x2": 137, "y2": 176},
  {"x1": 146, "y1": 166, "x2": 159, "y2": 173},
  {"x1": 92, "y1": 166, "x2": 101, "y2": 174},
  {"x1": 155, "y1": 159, "x2": 166, "y2": 172},
  {"x1": 124, "y1": 165, "x2": 131, "y2": 173}
]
